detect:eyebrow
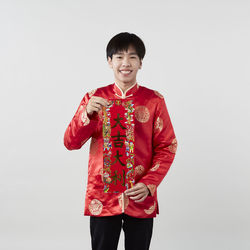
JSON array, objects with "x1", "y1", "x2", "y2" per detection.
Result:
[{"x1": 115, "y1": 52, "x2": 138, "y2": 55}]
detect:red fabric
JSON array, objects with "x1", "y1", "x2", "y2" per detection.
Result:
[{"x1": 63, "y1": 82, "x2": 177, "y2": 218}]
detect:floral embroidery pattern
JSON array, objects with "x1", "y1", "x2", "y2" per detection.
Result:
[
  {"x1": 89, "y1": 199, "x2": 103, "y2": 215},
  {"x1": 135, "y1": 106, "x2": 150, "y2": 123},
  {"x1": 150, "y1": 162, "x2": 160, "y2": 171},
  {"x1": 168, "y1": 138, "x2": 177, "y2": 153},
  {"x1": 102, "y1": 99, "x2": 135, "y2": 193},
  {"x1": 154, "y1": 116, "x2": 163, "y2": 133},
  {"x1": 144, "y1": 201, "x2": 156, "y2": 215},
  {"x1": 134, "y1": 165, "x2": 145, "y2": 175}
]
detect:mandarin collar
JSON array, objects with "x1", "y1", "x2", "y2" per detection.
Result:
[{"x1": 113, "y1": 82, "x2": 139, "y2": 99}]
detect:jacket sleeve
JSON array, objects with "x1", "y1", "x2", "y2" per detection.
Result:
[
  {"x1": 63, "y1": 92, "x2": 99, "y2": 150},
  {"x1": 138, "y1": 97, "x2": 178, "y2": 196}
]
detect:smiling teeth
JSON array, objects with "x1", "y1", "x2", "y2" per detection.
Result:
[{"x1": 121, "y1": 71, "x2": 131, "y2": 73}]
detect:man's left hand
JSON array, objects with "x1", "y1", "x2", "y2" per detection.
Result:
[{"x1": 124, "y1": 183, "x2": 149, "y2": 203}]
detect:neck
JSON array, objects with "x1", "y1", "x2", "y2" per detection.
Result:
[{"x1": 115, "y1": 80, "x2": 136, "y2": 94}]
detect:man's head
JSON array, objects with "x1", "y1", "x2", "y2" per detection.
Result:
[{"x1": 106, "y1": 32, "x2": 146, "y2": 87}]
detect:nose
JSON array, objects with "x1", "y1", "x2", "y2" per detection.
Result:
[{"x1": 122, "y1": 57, "x2": 131, "y2": 66}]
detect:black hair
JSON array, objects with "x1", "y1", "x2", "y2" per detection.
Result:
[{"x1": 106, "y1": 32, "x2": 146, "y2": 61}]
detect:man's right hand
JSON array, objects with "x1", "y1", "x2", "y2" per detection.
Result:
[{"x1": 86, "y1": 96, "x2": 110, "y2": 116}]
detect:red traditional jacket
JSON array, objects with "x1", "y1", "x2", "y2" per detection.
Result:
[{"x1": 63, "y1": 82, "x2": 177, "y2": 218}]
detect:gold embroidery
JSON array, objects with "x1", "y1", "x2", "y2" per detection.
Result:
[
  {"x1": 150, "y1": 162, "x2": 160, "y2": 171},
  {"x1": 168, "y1": 138, "x2": 177, "y2": 153},
  {"x1": 100, "y1": 168, "x2": 112, "y2": 183},
  {"x1": 144, "y1": 201, "x2": 156, "y2": 214},
  {"x1": 154, "y1": 116, "x2": 163, "y2": 133},
  {"x1": 135, "y1": 106, "x2": 150, "y2": 123},
  {"x1": 154, "y1": 90, "x2": 164, "y2": 99},
  {"x1": 88, "y1": 89, "x2": 97, "y2": 98},
  {"x1": 89, "y1": 199, "x2": 103, "y2": 215},
  {"x1": 134, "y1": 165, "x2": 145, "y2": 175}
]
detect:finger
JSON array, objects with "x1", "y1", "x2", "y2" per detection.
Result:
[
  {"x1": 89, "y1": 101, "x2": 106, "y2": 113},
  {"x1": 91, "y1": 107, "x2": 99, "y2": 113},
  {"x1": 125, "y1": 185, "x2": 142, "y2": 193},
  {"x1": 88, "y1": 102, "x2": 101, "y2": 112},
  {"x1": 125, "y1": 188, "x2": 143, "y2": 195},
  {"x1": 129, "y1": 193, "x2": 144, "y2": 200},
  {"x1": 91, "y1": 103, "x2": 102, "y2": 110},
  {"x1": 125, "y1": 189, "x2": 143, "y2": 196},
  {"x1": 134, "y1": 196, "x2": 147, "y2": 203},
  {"x1": 92, "y1": 96, "x2": 110, "y2": 107}
]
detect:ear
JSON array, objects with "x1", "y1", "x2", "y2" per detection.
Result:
[
  {"x1": 107, "y1": 56, "x2": 113, "y2": 68},
  {"x1": 139, "y1": 60, "x2": 142, "y2": 69}
]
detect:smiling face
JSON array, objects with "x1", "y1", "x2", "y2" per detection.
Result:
[{"x1": 107, "y1": 45, "x2": 142, "y2": 89}]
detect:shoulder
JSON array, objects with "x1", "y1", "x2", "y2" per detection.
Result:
[
  {"x1": 85, "y1": 83, "x2": 113, "y2": 98},
  {"x1": 139, "y1": 85, "x2": 165, "y2": 102}
]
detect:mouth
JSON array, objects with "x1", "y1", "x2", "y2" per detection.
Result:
[{"x1": 119, "y1": 70, "x2": 133, "y2": 76}]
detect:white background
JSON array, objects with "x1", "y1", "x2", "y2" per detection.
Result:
[{"x1": 1, "y1": 0, "x2": 249, "y2": 249}]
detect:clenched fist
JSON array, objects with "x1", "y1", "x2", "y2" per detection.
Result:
[{"x1": 86, "y1": 96, "x2": 110, "y2": 116}]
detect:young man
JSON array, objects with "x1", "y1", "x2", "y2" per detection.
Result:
[{"x1": 63, "y1": 32, "x2": 177, "y2": 250}]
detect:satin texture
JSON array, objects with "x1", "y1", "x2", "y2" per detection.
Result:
[{"x1": 63, "y1": 82, "x2": 177, "y2": 218}]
